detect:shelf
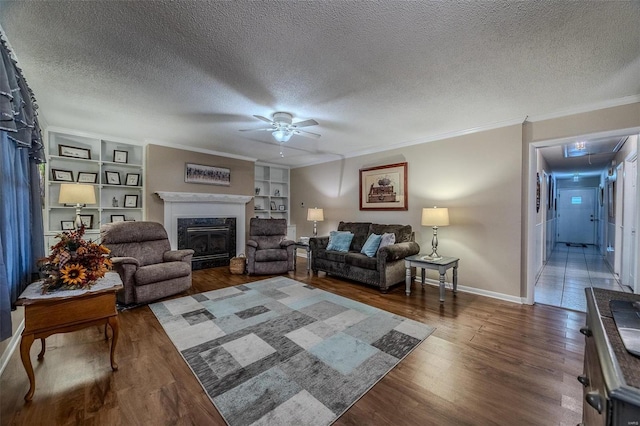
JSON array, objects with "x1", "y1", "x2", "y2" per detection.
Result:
[
  {"x1": 44, "y1": 130, "x2": 146, "y2": 249},
  {"x1": 255, "y1": 163, "x2": 290, "y2": 222}
]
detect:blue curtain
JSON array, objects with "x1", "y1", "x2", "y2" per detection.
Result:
[{"x1": 0, "y1": 33, "x2": 45, "y2": 341}]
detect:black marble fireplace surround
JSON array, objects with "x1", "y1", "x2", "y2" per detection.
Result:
[{"x1": 177, "y1": 217, "x2": 236, "y2": 270}]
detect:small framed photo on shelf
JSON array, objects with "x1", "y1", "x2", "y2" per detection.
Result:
[
  {"x1": 125, "y1": 173, "x2": 140, "y2": 186},
  {"x1": 79, "y1": 214, "x2": 93, "y2": 229},
  {"x1": 278, "y1": 204, "x2": 286, "y2": 211},
  {"x1": 270, "y1": 201, "x2": 277, "y2": 211},
  {"x1": 76, "y1": 171, "x2": 97, "y2": 183},
  {"x1": 105, "y1": 171, "x2": 121, "y2": 185},
  {"x1": 58, "y1": 144, "x2": 91, "y2": 160},
  {"x1": 124, "y1": 194, "x2": 138, "y2": 208},
  {"x1": 113, "y1": 150, "x2": 128, "y2": 163},
  {"x1": 111, "y1": 215, "x2": 125, "y2": 223},
  {"x1": 61, "y1": 220, "x2": 75, "y2": 230},
  {"x1": 51, "y1": 169, "x2": 74, "y2": 182}
]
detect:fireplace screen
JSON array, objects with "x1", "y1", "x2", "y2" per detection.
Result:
[{"x1": 177, "y1": 218, "x2": 236, "y2": 270}]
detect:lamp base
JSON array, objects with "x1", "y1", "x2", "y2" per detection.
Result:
[{"x1": 422, "y1": 254, "x2": 443, "y2": 261}]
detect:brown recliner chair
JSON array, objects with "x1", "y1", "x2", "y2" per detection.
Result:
[
  {"x1": 246, "y1": 218, "x2": 295, "y2": 275},
  {"x1": 100, "y1": 221, "x2": 194, "y2": 305}
]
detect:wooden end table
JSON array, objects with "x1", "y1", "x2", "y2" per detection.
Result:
[
  {"x1": 15, "y1": 272, "x2": 123, "y2": 401},
  {"x1": 405, "y1": 255, "x2": 459, "y2": 302}
]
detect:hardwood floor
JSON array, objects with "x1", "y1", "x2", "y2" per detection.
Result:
[{"x1": 1, "y1": 261, "x2": 585, "y2": 425}]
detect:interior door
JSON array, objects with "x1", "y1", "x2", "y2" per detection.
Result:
[{"x1": 557, "y1": 188, "x2": 597, "y2": 244}]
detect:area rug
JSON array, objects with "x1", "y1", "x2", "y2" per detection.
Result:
[{"x1": 150, "y1": 277, "x2": 435, "y2": 426}]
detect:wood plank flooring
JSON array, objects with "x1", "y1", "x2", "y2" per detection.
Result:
[{"x1": 0, "y1": 261, "x2": 585, "y2": 425}]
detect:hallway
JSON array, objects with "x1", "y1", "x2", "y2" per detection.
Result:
[{"x1": 535, "y1": 243, "x2": 630, "y2": 311}]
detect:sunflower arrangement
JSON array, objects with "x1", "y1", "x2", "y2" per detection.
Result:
[{"x1": 39, "y1": 226, "x2": 112, "y2": 293}]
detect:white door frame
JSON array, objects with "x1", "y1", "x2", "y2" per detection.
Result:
[{"x1": 525, "y1": 127, "x2": 640, "y2": 305}]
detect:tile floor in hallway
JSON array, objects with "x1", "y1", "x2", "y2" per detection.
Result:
[{"x1": 535, "y1": 243, "x2": 631, "y2": 312}]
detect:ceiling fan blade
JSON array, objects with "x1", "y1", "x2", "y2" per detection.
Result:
[
  {"x1": 292, "y1": 119, "x2": 318, "y2": 128},
  {"x1": 294, "y1": 129, "x2": 321, "y2": 139},
  {"x1": 253, "y1": 115, "x2": 274, "y2": 124},
  {"x1": 239, "y1": 127, "x2": 273, "y2": 132}
]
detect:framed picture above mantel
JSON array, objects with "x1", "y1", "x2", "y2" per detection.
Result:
[
  {"x1": 185, "y1": 163, "x2": 231, "y2": 186},
  {"x1": 359, "y1": 162, "x2": 408, "y2": 211}
]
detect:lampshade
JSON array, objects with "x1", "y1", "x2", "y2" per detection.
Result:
[
  {"x1": 272, "y1": 129, "x2": 293, "y2": 143},
  {"x1": 307, "y1": 208, "x2": 324, "y2": 222},
  {"x1": 59, "y1": 183, "x2": 96, "y2": 205},
  {"x1": 421, "y1": 207, "x2": 449, "y2": 227}
]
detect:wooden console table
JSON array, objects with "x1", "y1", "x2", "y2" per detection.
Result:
[{"x1": 15, "y1": 272, "x2": 122, "y2": 401}]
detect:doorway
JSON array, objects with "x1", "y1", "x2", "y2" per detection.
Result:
[{"x1": 529, "y1": 131, "x2": 640, "y2": 310}]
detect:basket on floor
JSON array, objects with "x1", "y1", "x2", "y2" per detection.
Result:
[{"x1": 229, "y1": 254, "x2": 246, "y2": 274}]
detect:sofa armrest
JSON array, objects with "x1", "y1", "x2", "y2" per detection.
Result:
[
  {"x1": 247, "y1": 240, "x2": 258, "y2": 249},
  {"x1": 280, "y1": 239, "x2": 295, "y2": 248},
  {"x1": 164, "y1": 249, "x2": 195, "y2": 263},
  {"x1": 110, "y1": 256, "x2": 140, "y2": 267},
  {"x1": 377, "y1": 241, "x2": 420, "y2": 262},
  {"x1": 309, "y1": 236, "x2": 329, "y2": 251}
]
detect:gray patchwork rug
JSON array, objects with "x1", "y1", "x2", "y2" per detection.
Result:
[{"x1": 150, "y1": 277, "x2": 435, "y2": 426}]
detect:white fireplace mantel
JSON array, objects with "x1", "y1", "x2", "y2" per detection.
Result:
[
  {"x1": 156, "y1": 191, "x2": 252, "y2": 252},
  {"x1": 156, "y1": 192, "x2": 253, "y2": 204}
]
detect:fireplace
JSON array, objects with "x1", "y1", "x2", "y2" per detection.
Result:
[
  {"x1": 155, "y1": 192, "x2": 252, "y2": 264},
  {"x1": 178, "y1": 218, "x2": 236, "y2": 270}
]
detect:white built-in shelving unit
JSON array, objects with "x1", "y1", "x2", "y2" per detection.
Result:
[{"x1": 44, "y1": 129, "x2": 145, "y2": 247}]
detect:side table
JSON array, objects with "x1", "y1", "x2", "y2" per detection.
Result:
[
  {"x1": 294, "y1": 242, "x2": 311, "y2": 272},
  {"x1": 15, "y1": 272, "x2": 123, "y2": 401},
  {"x1": 404, "y1": 255, "x2": 459, "y2": 302}
]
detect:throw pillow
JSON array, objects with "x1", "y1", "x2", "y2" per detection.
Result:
[
  {"x1": 326, "y1": 231, "x2": 354, "y2": 252},
  {"x1": 361, "y1": 233, "x2": 382, "y2": 257},
  {"x1": 377, "y1": 232, "x2": 396, "y2": 251}
]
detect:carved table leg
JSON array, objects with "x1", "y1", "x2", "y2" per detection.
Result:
[
  {"x1": 107, "y1": 316, "x2": 119, "y2": 371},
  {"x1": 20, "y1": 334, "x2": 36, "y2": 401}
]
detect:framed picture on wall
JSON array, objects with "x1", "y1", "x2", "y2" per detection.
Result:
[
  {"x1": 77, "y1": 172, "x2": 98, "y2": 183},
  {"x1": 79, "y1": 214, "x2": 93, "y2": 229},
  {"x1": 105, "y1": 171, "x2": 121, "y2": 185},
  {"x1": 113, "y1": 150, "x2": 129, "y2": 163},
  {"x1": 185, "y1": 163, "x2": 230, "y2": 186},
  {"x1": 359, "y1": 162, "x2": 408, "y2": 211},
  {"x1": 58, "y1": 144, "x2": 91, "y2": 159},
  {"x1": 125, "y1": 173, "x2": 140, "y2": 186},
  {"x1": 52, "y1": 169, "x2": 74, "y2": 182},
  {"x1": 61, "y1": 220, "x2": 75, "y2": 230},
  {"x1": 124, "y1": 194, "x2": 138, "y2": 208}
]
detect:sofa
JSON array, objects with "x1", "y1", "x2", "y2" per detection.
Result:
[{"x1": 309, "y1": 221, "x2": 420, "y2": 292}]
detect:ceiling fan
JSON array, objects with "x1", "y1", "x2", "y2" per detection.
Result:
[{"x1": 240, "y1": 112, "x2": 321, "y2": 143}]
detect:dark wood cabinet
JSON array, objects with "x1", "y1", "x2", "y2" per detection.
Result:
[{"x1": 581, "y1": 288, "x2": 640, "y2": 425}]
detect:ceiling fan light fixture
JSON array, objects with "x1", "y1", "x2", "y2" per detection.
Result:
[{"x1": 272, "y1": 129, "x2": 293, "y2": 143}]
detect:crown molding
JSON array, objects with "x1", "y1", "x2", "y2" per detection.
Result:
[
  {"x1": 145, "y1": 138, "x2": 257, "y2": 163},
  {"x1": 527, "y1": 94, "x2": 640, "y2": 122}
]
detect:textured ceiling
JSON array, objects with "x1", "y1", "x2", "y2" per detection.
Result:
[{"x1": 1, "y1": 1, "x2": 639, "y2": 167}]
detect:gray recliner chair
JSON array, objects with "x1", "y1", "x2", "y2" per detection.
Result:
[
  {"x1": 246, "y1": 218, "x2": 295, "y2": 275},
  {"x1": 100, "y1": 221, "x2": 194, "y2": 305}
]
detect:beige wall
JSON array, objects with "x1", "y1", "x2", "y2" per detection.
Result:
[
  {"x1": 292, "y1": 125, "x2": 524, "y2": 297},
  {"x1": 292, "y1": 101, "x2": 640, "y2": 300},
  {"x1": 145, "y1": 144, "x2": 255, "y2": 239}
]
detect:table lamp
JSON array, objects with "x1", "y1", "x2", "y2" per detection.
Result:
[
  {"x1": 421, "y1": 206, "x2": 449, "y2": 260},
  {"x1": 307, "y1": 207, "x2": 324, "y2": 236},
  {"x1": 59, "y1": 183, "x2": 96, "y2": 229}
]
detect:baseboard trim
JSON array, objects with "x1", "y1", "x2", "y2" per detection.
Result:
[
  {"x1": 0, "y1": 318, "x2": 24, "y2": 377},
  {"x1": 415, "y1": 277, "x2": 524, "y2": 304}
]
